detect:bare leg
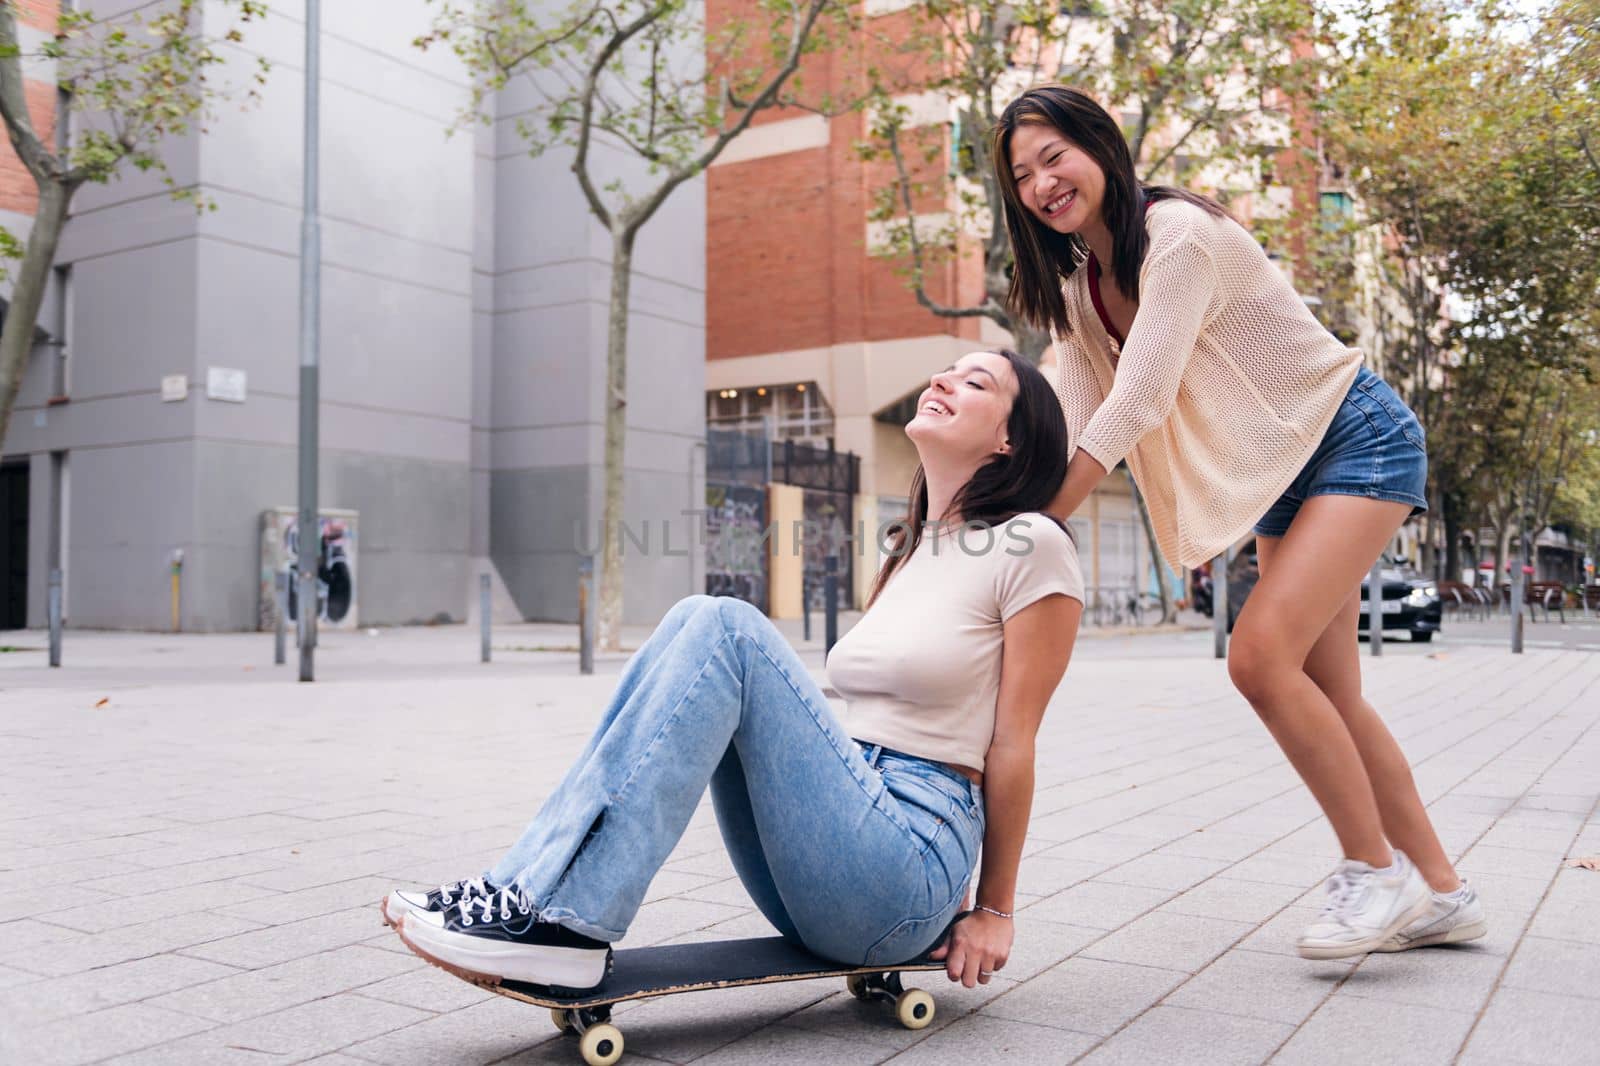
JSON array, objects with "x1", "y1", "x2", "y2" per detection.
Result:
[
  {"x1": 1257, "y1": 537, "x2": 1461, "y2": 892},
  {"x1": 1227, "y1": 495, "x2": 1416, "y2": 868}
]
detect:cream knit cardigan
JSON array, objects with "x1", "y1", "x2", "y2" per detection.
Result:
[{"x1": 1053, "y1": 199, "x2": 1362, "y2": 569}]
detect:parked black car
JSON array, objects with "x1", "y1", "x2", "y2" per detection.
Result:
[{"x1": 1202, "y1": 540, "x2": 1443, "y2": 642}]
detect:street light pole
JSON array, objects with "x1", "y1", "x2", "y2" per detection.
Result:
[{"x1": 296, "y1": 0, "x2": 322, "y2": 682}]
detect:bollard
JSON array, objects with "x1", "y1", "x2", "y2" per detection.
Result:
[
  {"x1": 1212, "y1": 552, "x2": 1228, "y2": 660},
  {"x1": 1510, "y1": 554, "x2": 1525, "y2": 654},
  {"x1": 48, "y1": 568, "x2": 62, "y2": 668},
  {"x1": 298, "y1": 570, "x2": 317, "y2": 682},
  {"x1": 480, "y1": 573, "x2": 492, "y2": 664},
  {"x1": 802, "y1": 576, "x2": 811, "y2": 643},
  {"x1": 823, "y1": 553, "x2": 838, "y2": 655},
  {"x1": 578, "y1": 555, "x2": 595, "y2": 675},
  {"x1": 169, "y1": 549, "x2": 184, "y2": 633},
  {"x1": 274, "y1": 571, "x2": 287, "y2": 665},
  {"x1": 1368, "y1": 556, "x2": 1384, "y2": 657}
]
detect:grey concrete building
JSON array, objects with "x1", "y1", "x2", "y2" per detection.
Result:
[{"x1": 0, "y1": 0, "x2": 705, "y2": 631}]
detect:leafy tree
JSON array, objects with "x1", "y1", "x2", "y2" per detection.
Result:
[
  {"x1": 0, "y1": 0, "x2": 268, "y2": 457},
  {"x1": 860, "y1": 0, "x2": 1320, "y2": 623},
  {"x1": 1318, "y1": 0, "x2": 1600, "y2": 583}
]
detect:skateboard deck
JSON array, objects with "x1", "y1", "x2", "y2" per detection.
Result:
[{"x1": 490, "y1": 936, "x2": 946, "y2": 1065}]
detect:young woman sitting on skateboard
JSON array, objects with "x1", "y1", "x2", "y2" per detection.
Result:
[{"x1": 384, "y1": 348, "x2": 1085, "y2": 991}]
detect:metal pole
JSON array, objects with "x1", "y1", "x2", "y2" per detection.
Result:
[
  {"x1": 1510, "y1": 535, "x2": 1526, "y2": 655},
  {"x1": 801, "y1": 576, "x2": 811, "y2": 643},
  {"x1": 1212, "y1": 551, "x2": 1228, "y2": 659},
  {"x1": 823, "y1": 553, "x2": 838, "y2": 655},
  {"x1": 296, "y1": 0, "x2": 322, "y2": 683},
  {"x1": 578, "y1": 555, "x2": 595, "y2": 675},
  {"x1": 480, "y1": 573, "x2": 492, "y2": 663},
  {"x1": 1368, "y1": 556, "x2": 1384, "y2": 657},
  {"x1": 47, "y1": 568, "x2": 61, "y2": 668},
  {"x1": 274, "y1": 571, "x2": 287, "y2": 665}
]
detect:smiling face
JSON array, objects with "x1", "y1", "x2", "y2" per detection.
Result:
[
  {"x1": 904, "y1": 350, "x2": 1018, "y2": 464},
  {"x1": 1006, "y1": 120, "x2": 1107, "y2": 237}
]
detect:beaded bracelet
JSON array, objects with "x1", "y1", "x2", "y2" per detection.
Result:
[{"x1": 974, "y1": 904, "x2": 1013, "y2": 920}]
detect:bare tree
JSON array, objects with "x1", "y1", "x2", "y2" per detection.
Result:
[{"x1": 422, "y1": 0, "x2": 866, "y2": 650}]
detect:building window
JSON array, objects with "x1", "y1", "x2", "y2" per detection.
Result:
[{"x1": 708, "y1": 382, "x2": 835, "y2": 447}]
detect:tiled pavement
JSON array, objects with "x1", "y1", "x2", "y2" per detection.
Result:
[{"x1": 1, "y1": 625, "x2": 1597, "y2": 1065}]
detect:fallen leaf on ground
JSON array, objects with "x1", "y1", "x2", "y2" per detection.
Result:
[
  {"x1": 1565, "y1": 856, "x2": 1600, "y2": 871},
  {"x1": 93, "y1": 697, "x2": 109, "y2": 708}
]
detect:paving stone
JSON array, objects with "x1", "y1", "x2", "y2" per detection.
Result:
[
  {"x1": 1080, "y1": 911, "x2": 1254, "y2": 973},
  {"x1": 1525, "y1": 868, "x2": 1600, "y2": 945},
  {"x1": 1159, "y1": 877, "x2": 1306, "y2": 925},
  {"x1": 3, "y1": 911, "x2": 265, "y2": 977},
  {"x1": 115, "y1": 993, "x2": 433, "y2": 1065},
  {"x1": 150, "y1": 943, "x2": 422, "y2": 1022},
  {"x1": 0, "y1": 952, "x2": 240, "y2": 1026},
  {"x1": 1156, "y1": 830, "x2": 1275, "y2": 864},
  {"x1": 1272, "y1": 995, "x2": 1475, "y2": 1066},
  {"x1": 1225, "y1": 850, "x2": 1335, "y2": 888},
  {"x1": 995, "y1": 918, "x2": 1104, "y2": 980},
  {"x1": 1457, "y1": 844, "x2": 1570, "y2": 881},
  {"x1": 340, "y1": 995, "x2": 561, "y2": 1065},
  {"x1": 885, "y1": 1012, "x2": 1096, "y2": 1064},
  {"x1": 1233, "y1": 905, "x2": 1322, "y2": 957},
  {"x1": 1337, "y1": 944, "x2": 1506, "y2": 1014},
  {"x1": 1500, "y1": 935, "x2": 1600, "y2": 998},
  {"x1": 46, "y1": 879, "x2": 283, "y2": 934},
  {"x1": 1077, "y1": 1004, "x2": 1293, "y2": 1065},
  {"x1": 1034, "y1": 832, "x2": 1159, "y2": 868},
  {"x1": 1459, "y1": 987, "x2": 1600, "y2": 1065},
  {"x1": 177, "y1": 907, "x2": 390, "y2": 970},
  {"x1": 683, "y1": 1021, "x2": 887, "y2": 1065},
  {"x1": 0, "y1": 1001, "x2": 216, "y2": 1066},
  {"x1": 210, "y1": 877, "x2": 398, "y2": 926},
  {"x1": 0, "y1": 964, "x2": 39, "y2": 989},
  {"x1": 1097, "y1": 852, "x2": 1232, "y2": 892},
  {"x1": 1021, "y1": 879, "x2": 1174, "y2": 931},
  {"x1": 1163, "y1": 947, "x2": 1350, "y2": 1024},
  {"x1": 353, "y1": 963, "x2": 497, "y2": 1013},
  {"x1": 982, "y1": 956, "x2": 1187, "y2": 1036}
]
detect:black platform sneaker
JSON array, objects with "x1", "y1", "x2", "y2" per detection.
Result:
[
  {"x1": 382, "y1": 876, "x2": 496, "y2": 929},
  {"x1": 397, "y1": 884, "x2": 612, "y2": 989}
]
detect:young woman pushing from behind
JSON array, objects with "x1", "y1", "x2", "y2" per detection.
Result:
[{"x1": 994, "y1": 85, "x2": 1484, "y2": 959}]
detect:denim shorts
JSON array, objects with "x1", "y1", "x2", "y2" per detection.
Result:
[{"x1": 1253, "y1": 366, "x2": 1428, "y2": 539}]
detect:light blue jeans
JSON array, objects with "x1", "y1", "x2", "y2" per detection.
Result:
[{"x1": 487, "y1": 595, "x2": 984, "y2": 966}]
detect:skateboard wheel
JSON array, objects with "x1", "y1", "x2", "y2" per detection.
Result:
[
  {"x1": 579, "y1": 1022, "x2": 624, "y2": 1066},
  {"x1": 550, "y1": 1008, "x2": 572, "y2": 1032},
  {"x1": 845, "y1": 975, "x2": 871, "y2": 1001},
  {"x1": 895, "y1": 988, "x2": 935, "y2": 1030}
]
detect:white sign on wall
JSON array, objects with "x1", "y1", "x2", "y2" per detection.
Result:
[
  {"x1": 161, "y1": 374, "x2": 188, "y2": 402},
  {"x1": 206, "y1": 367, "x2": 248, "y2": 403}
]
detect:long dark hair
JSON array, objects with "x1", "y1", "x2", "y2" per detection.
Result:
[
  {"x1": 867, "y1": 349, "x2": 1070, "y2": 608},
  {"x1": 992, "y1": 85, "x2": 1229, "y2": 336}
]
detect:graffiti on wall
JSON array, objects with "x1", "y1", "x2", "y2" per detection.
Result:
[
  {"x1": 704, "y1": 484, "x2": 768, "y2": 613},
  {"x1": 258, "y1": 508, "x2": 359, "y2": 631}
]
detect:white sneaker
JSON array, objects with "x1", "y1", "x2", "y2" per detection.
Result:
[
  {"x1": 1297, "y1": 850, "x2": 1432, "y2": 960},
  {"x1": 1376, "y1": 881, "x2": 1487, "y2": 951}
]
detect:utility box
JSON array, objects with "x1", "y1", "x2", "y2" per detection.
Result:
[{"x1": 258, "y1": 508, "x2": 359, "y2": 631}]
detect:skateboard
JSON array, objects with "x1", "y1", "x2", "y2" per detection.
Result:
[{"x1": 489, "y1": 936, "x2": 947, "y2": 1066}]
